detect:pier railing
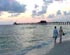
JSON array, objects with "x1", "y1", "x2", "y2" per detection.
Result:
[{"x1": 47, "y1": 22, "x2": 70, "y2": 25}]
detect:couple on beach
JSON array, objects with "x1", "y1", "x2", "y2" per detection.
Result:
[{"x1": 53, "y1": 26, "x2": 65, "y2": 45}]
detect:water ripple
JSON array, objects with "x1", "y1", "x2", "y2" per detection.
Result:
[{"x1": 16, "y1": 40, "x2": 52, "y2": 55}]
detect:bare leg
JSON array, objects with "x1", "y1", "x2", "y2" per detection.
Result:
[
  {"x1": 60, "y1": 36, "x2": 62, "y2": 43},
  {"x1": 54, "y1": 38, "x2": 56, "y2": 45}
]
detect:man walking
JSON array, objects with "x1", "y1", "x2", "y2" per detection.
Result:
[{"x1": 53, "y1": 26, "x2": 58, "y2": 45}]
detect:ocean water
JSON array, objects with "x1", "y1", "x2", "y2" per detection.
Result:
[{"x1": 0, "y1": 25, "x2": 70, "y2": 55}]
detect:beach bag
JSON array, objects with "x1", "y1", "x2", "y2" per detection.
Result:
[{"x1": 63, "y1": 32, "x2": 65, "y2": 36}]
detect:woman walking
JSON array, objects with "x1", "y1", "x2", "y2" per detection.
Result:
[{"x1": 59, "y1": 26, "x2": 63, "y2": 43}]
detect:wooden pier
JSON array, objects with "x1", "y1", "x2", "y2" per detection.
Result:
[{"x1": 47, "y1": 22, "x2": 70, "y2": 25}]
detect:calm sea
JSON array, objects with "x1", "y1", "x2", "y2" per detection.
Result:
[{"x1": 0, "y1": 25, "x2": 70, "y2": 55}]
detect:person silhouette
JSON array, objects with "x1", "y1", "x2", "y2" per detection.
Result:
[
  {"x1": 59, "y1": 26, "x2": 63, "y2": 43},
  {"x1": 53, "y1": 26, "x2": 58, "y2": 45}
]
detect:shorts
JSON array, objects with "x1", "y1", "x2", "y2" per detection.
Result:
[
  {"x1": 54, "y1": 37, "x2": 57, "y2": 40},
  {"x1": 53, "y1": 36, "x2": 57, "y2": 40}
]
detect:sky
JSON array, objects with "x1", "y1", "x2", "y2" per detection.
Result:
[{"x1": 0, "y1": 0, "x2": 70, "y2": 24}]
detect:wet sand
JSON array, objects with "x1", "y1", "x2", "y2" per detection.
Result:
[{"x1": 46, "y1": 41, "x2": 70, "y2": 55}]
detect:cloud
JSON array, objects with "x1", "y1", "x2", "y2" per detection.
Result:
[
  {"x1": 37, "y1": 5, "x2": 47, "y2": 15},
  {"x1": 52, "y1": 16, "x2": 70, "y2": 22},
  {"x1": 9, "y1": 13, "x2": 20, "y2": 17},
  {"x1": 55, "y1": 0, "x2": 63, "y2": 2},
  {"x1": 57, "y1": 10, "x2": 62, "y2": 15},
  {"x1": 63, "y1": 11, "x2": 70, "y2": 15},
  {"x1": 0, "y1": 0, "x2": 26, "y2": 13},
  {"x1": 32, "y1": 0, "x2": 62, "y2": 17},
  {"x1": 48, "y1": 14, "x2": 55, "y2": 18},
  {"x1": 32, "y1": 0, "x2": 48, "y2": 17},
  {"x1": 34, "y1": 4, "x2": 39, "y2": 8},
  {"x1": 32, "y1": 0, "x2": 66, "y2": 17},
  {"x1": 43, "y1": 0, "x2": 53, "y2": 3}
]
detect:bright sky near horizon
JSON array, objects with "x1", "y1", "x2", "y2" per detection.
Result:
[{"x1": 0, "y1": 0, "x2": 70, "y2": 23}]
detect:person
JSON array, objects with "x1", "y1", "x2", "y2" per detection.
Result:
[
  {"x1": 53, "y1": 26, "x2": 58, "y2": 45},
  {"x1": 59, "y1": 26, "x2": 63, "y2": 43}
]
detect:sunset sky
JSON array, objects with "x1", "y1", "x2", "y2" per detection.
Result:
[{"x1": 0, "y1": 0, "x2": 70, "y2": 24}]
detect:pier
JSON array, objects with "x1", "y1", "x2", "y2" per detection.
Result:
[
  {"x1": 13, "y1": 21, "x2": 70, "y2": 25},
  {"x1": 47, "y1": 22, "x2": 70, "y2": 25}
]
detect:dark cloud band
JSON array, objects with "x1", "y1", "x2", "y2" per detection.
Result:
[{"x1": 0, "y1": 0, "x2": 26, "y2": 13}]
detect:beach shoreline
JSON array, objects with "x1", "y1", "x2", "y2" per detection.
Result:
[{"x1": 46, "y1": 40, "x2": 70, "y2": 55}]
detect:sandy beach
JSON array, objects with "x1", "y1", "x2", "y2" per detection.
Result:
[{"x1": 46, "y1": 40, "x2": 70, "y2": 55}]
